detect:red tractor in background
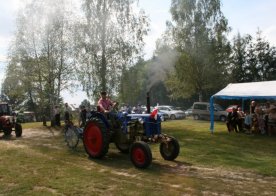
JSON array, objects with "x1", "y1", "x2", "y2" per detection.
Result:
[{"x1": 0, "y1": 102, "x2": 22, "y2": 137}]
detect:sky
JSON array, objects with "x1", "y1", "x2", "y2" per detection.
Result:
[{"x1": 0, "y1": 0, "x2": 276, "y2": 105}]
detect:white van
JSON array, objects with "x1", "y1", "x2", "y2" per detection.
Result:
[{"x1": 192, "y1": 102, "x2": 227, "y2": 122}]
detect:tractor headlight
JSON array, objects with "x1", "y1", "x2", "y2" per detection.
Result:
[{"x1": 138, "y1": 118, "x2": 144, "y2": 124}]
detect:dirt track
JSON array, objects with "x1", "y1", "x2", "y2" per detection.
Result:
[{"x1": 1, "y1": 128, "x2": 276, "y2": 195}]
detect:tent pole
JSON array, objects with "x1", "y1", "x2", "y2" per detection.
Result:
[
  {"x1": 242, "y1": 99, "x2": 245, "y2": 111},
  {"x1": 210, "y1": 96, "x2": 215, "y2": 133}
]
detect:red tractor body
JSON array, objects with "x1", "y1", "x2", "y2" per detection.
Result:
[{"x1": 0, "y1": 102, "x2": 22, "y2": 137}]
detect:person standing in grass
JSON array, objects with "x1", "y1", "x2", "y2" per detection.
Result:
[
  {"x1": 54, "y1": 105, "x2": 60, "y2": 126},
  {"x1": 226, "y1": 107, "x2": 239, "y2": 133},
  {"x1": 237, "y1": 107, "x2": 245, "y2": 132},
  {"x1": 79, "y1": 105, "x2": 87, "y2": 127},
  {"x1": 64, "y1": 103, "x2": 72, "y2": 125}
]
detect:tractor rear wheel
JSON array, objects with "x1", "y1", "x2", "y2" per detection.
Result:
[
  {"x1": 83, "y1": 120, "x2": 109, "y2": 158},
  {"x1": 64, "y1": 125, "x2": 79, "y2": 149},
  {"x1": 15, "y1": 123, "x2": 22, "y2": 137},
  {"x1": 160, "y1": 137, "x2": 180, "y2": 160},
  {"x1": 115, "y1": 142, "x2": 130, "y2": 153},
  {"x1": 130, "y1": 141, "x2": 152, "y2": 169}
]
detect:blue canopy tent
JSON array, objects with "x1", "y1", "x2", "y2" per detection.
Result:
[{"x1": 210, "y1": 81, "x2": 276, "y2": 133}]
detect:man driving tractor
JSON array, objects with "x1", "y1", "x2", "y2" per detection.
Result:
[{"x1": 97, "y1": 91, "x2": 117, "y2": 113}]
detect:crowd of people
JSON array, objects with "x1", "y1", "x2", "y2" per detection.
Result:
[
  {"x1": 226, "y1": 101, "x2": 276, "y2": 135},
  {"x1": 52, "y1": 102, "x2": 72, "y2": 127}
]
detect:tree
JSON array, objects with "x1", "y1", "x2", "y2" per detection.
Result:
[
  {"x1": 119, "y1": 55, "x2": 179, "y2": 107},
  {"x1": 253, "y1": 30, "x2": 276, "y2": 81},
  {"x1": 74, "y1": 0, "x2": 149, "y2": 100},
  {"x1": 119, "y1": 58, "x2": 147, "y2": 106},
  {"x1": 2, "y1": 0, "x2": 76, "y2": 118},
  {"x1": 2, "y1": 57, "x2": 25, "y2": 105},
  {"x1": 165, "y1": 0, "x2": 231, "y2": 101},
  {"x1": 230, "y1": 33, "x2": 252, "y2": 83},
  {"x1": 230, "y1": 30, "x2": 276, "y2": 83}
]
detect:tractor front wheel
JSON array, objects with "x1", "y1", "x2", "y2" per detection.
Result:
[
  {"x1": 160, "y1": 137, "x2": 180, "y2": 160},
  {"x1": 15, "y1": 123, "x2": 22, "y2": 137},
  {"x1": 130, "y1": 141, "x2": 152, "y2": 169},
  {"x1": 83, "y1": 120, "x2": 109, "y2": 158}
]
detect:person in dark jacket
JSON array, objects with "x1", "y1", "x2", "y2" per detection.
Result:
[
  {"x1": 79, "y1": 105, "x2": 87, "y2": 127},
  {"x1": 54, "y1": 105, "x2": 60, "y2": 126},
  {"x1": 226, "y1": 107, "x2": 239, "y2": 133}
]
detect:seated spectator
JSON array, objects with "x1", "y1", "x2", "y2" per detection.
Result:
[
  {"x1": 264, "y1": 102, "x2": 270, "y2": 134},
  {"x1": 135, "y1": 104, "x2": 143, "y2": 114},
  {"x1": 252, "y1": 113, "x2": 259, "y2": 134},
  {"x1": 256, "y1": 105, "x2": 265, "y2": 134},
  {"x1": 244, "y1": 110, "x2": 252, "y2": 134},
  {"x1": 268, "y1": 104, "x2": 276, "y2": 136},
  {"x1": 250, "y1": 100, "x2": 257, "y2": 114},
  {"x1": 258, "y1": 116, "x2": 266, "y2": 134}
]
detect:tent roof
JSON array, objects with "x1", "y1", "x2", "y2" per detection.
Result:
[{"x1": 212, "y1": 80, "x2": 276, "y2": 99}]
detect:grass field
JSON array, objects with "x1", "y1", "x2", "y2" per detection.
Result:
[{"x1": 0, "y1": 119, "x2": 275, "y2": 195}]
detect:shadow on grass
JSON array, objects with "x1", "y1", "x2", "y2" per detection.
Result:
[
  {"x1": 83, "y1": 149, "x2": 193, "y2": 175},
  {"x1": 0, "y1": 134, "x2": 17, "y2": 140},
  {"x1": 87, "y1": 152, "x2": 133, "y2": 169}
]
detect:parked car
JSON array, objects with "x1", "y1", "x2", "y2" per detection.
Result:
[
  {"x1": 155, "y1": 105, "x2": 186, "y2": 120},
  {"x1": 185, "y1": 107, "x2": 193, "y2": 117},
  {"x1": 140, "y1": 106, "x2": 169, "y2": 121},
  {"x1": 192, "y1": 102, "x2": 227, "y2": 122},
  {"x1": 15, "y1": 111, "x2": 36, "y2": 123},
  {"x1": 158, "y1": 111, "x2": 169, "y2": 121}
]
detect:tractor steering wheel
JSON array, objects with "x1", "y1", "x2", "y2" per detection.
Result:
[
  {"x1": 112, "y1": 101, "x2": 119, "y2": 112},
  {"x1": 103, "y1": 101, "x2": 119, "y2": 114}
]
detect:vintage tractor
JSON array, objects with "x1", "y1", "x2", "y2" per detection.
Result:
[
  {"x1": 82, "y1": 94, "x2": 180, "y2": 169},
  {"x1": 0, "y1": 102, "x2": 22, "y2": 137}
]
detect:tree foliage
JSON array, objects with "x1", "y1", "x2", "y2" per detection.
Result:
[
  {"x1": 230, "y1": 30, "x2": 276, "y2": 83},
  {"x1": 74, "y1": 0, "x2": 149, "y2": 100},
  {"x1": 2, "y1": 0, "x2": 276, "y2": 114},
  {"x1": 2, "y1": 0, "x2": 75, "y2": 117},
  {"x1": 165, "y1": 0, "x2": 231, "y2": 101}
]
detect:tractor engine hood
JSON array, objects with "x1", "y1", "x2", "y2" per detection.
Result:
[{"x1": 0, "y1": 115, "x2": 15, "y2": 124}]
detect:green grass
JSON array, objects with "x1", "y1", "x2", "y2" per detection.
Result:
[
  {"x1": 0, "y1": 119, "x2": 275, "y2": 195},
  {"x1": 163, "y1": 119, "x2": 276, "y2": 176}
]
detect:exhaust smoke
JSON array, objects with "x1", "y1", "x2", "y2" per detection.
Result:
[{"x1": 146, "y1": 49, "x2": 178, "y2": 91}]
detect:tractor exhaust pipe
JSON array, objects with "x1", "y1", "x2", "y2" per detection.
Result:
[{"x1": 146, "y1": 92, "x2": 150, "y2": 114}]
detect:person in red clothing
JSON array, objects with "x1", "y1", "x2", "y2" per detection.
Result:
[{"x1": 97, "y1": 91, "x2": 116, "y2": 113}]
